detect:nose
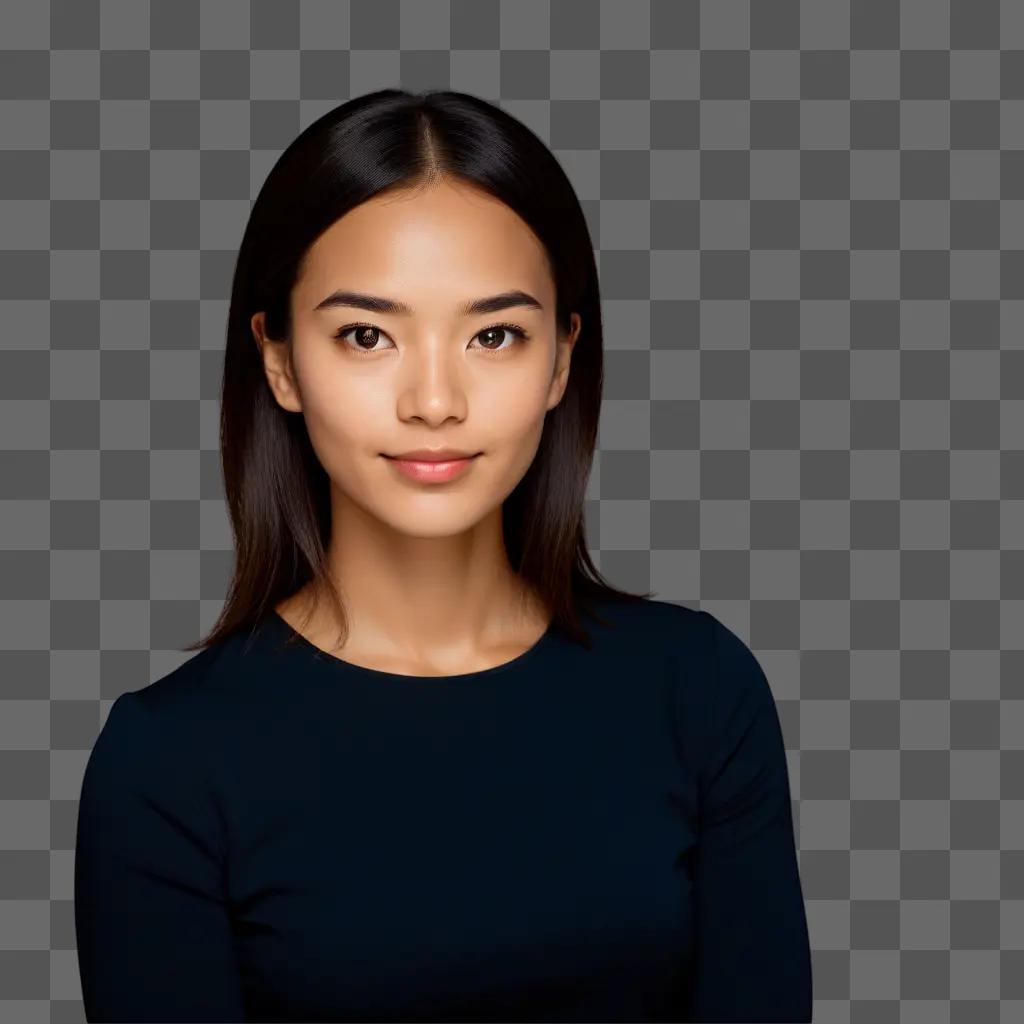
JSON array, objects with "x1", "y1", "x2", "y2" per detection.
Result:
[{"x1": 394, "y1": 338, "x2": 469, "y2": 425}]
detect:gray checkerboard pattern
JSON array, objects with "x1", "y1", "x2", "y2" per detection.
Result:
[{"x1": 2, "y1": 0, "x2": 1023, "y2": 1021}]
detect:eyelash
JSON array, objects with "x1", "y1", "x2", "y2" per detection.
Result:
[{"x1": 333, "y1": 321, "x2": 530, "y2": 357}]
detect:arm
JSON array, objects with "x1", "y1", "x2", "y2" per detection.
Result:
[
  {"x1": 684, "y1": 612, "x2": 813, "y2": 1023},
  {"x1": 74, "y1": 690, "x2": 247, "y2": 1022}
]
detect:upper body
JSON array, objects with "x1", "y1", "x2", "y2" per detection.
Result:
[{"x1": 73, "y1": 596, "x2": 813, "y2": 1022}]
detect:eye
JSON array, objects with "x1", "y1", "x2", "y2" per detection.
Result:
[
  {"x1": 470, "y1": 323, "x2": 530, "y2": 352},
  {"x1": 334, "y1": 324, "x2": 397, "y2": 355},
  {"x1": 334, "y1": 322, "x2": 530, "y2": 356}
]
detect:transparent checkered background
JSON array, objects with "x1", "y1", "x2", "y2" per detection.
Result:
[{"x1": 2, "y1": 0, "x2": 1023, "y2": 1021}]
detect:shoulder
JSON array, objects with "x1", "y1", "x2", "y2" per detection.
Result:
[
  {"x1": 581, "y1": 593, "x2": 707, "y2": 651},
  {"x1": 122, "y1": 619, "x2": 280, "y2": 719},
  {"x1": 89, "y1": 624, "x2": 268, "y2": 773},
  {"x1": 630, "y1": 600, "x2": 779, "y2": 776},
  {"x1": 646, "y1": 600, "x2": 775, "y2": 711},
  {"x1": 579, "y1": 595, "x2": 773, "y2": 704},
  {"x1": 80, "y1": 626, "x2": 275, "y2": 826}
]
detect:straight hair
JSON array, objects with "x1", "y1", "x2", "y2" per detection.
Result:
[{"x1": 184, "y1": 88, "x2": 652, "y2": 656}]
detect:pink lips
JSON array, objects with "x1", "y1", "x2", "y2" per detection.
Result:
[{"x1": 384, "y1": 454, "x2": 479, "y2": 483}]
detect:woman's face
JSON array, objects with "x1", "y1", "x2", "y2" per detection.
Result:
[{"x1": 251, "y1": 178, "x2": 580, "y2": 539}]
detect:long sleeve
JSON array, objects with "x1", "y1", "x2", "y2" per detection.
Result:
[
  {"x1": 73, "y1": 690, "x2": 247, "y2": 1023},
  {"x1": 684, "y1": 612, "x2": 813, "y2": 1023}
]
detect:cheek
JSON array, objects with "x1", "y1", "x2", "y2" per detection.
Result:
[
  {"x1": 479, "y1": 359, "x2": 555, "y2": 422},
  {"x1": 293, "y1": 369, "x2": 383, "y2": 472},
  {"x1": 481, "y1": 380, "x2": 548, "y2": 433},
  {"x1": 480, "y1": 384, "x2": 551, "y2": 480}
]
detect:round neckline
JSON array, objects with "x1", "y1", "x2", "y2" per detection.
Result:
[{"x1": 266, "y1": 608, "x2": 556, "y2": 684}]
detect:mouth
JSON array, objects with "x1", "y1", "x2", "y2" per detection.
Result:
[{"x1": 381, "y1": 453, "x2": 480, "y2": 483}]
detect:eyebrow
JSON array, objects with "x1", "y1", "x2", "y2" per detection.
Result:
[{"x1": 312, "y1": 288, "x2": 544, "y2": 317}]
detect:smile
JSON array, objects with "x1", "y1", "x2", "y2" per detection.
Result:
[{"x1": 383, "y1": 454, "x2": 480, "y2": 483}]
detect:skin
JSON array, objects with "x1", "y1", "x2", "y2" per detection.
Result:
[{"x1": 250, "y1": 177, "x2": 581, "y2": 676}]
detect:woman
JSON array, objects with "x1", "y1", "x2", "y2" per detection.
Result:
[{"x1": 74, "y1": 88, "x2": 813, "y2": 1022}]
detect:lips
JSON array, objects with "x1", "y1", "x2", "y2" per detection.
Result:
[
  {"x1": 384, "y1": 453, "x2": 480, "y2": 483},
  {"x1": 385, "y1": 449, "x2": 479, "y2": 462}
]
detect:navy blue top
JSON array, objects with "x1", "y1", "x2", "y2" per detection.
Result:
[{"x1": 74, "y1": 597, "x2": 812, "y2": 1022}]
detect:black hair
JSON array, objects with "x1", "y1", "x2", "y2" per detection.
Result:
[{"x1": 184, "y1": 88, "x2": 652, "y2": 655}]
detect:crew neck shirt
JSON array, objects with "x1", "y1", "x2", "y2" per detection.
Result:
[{"x1": 73, "y1": 597, "x2": 813, "y2": 1022}]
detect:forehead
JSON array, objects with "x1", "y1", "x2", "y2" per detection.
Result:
[{"x1": 296, "y1": 181, "x2": 552, "y2": 303}]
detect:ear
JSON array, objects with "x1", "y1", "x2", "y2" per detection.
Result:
[
  {"x1": 251, "y1": 311, "x2": 303, "y2": 414},
  {"x1": 546, "y1": 312, "x2": 581, "y2": 411}
]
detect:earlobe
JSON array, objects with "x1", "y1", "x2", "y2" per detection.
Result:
[
  {"x1": 547, "y1": 361, "x2": 571, "y2": 411},
  {"x1": 547, "y1": 371, "x2": 568, "y2": 411}
]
